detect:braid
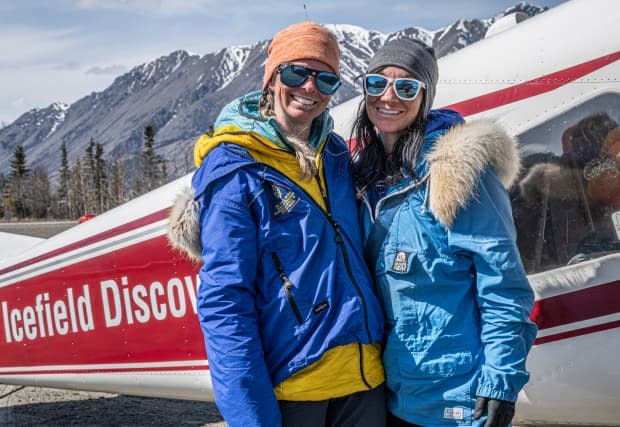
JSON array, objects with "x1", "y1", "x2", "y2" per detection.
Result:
[{"x1": 260, "y1": 90, "x2": 317, "y2": 180}]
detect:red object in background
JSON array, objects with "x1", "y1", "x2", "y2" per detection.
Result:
[{"x1": 78, "y1": 214, "x2": 97, "y2": 224}]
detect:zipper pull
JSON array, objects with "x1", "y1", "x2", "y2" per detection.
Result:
[
  {"x1": 332, "y1": 222, "x2": 344, "y2": 244},
  {"x1": 271, "y1": 252, "x2": 290, "y2": 282}
]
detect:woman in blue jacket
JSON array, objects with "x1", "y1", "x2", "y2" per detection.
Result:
[
  {"x1": 350, "y1": 38, "x2": 538, "y2": 427},
  {"x1": 168, "y1": 22, "x2": 385, "y2": 427}
]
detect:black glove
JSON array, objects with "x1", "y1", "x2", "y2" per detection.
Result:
[{"x1": 473, "y1": 396, "x2": 515, "y2": 427}]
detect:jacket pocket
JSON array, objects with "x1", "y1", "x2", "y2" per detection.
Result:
[{"x1": 271, "y1": 252, "x2": 303, "y2": 324}]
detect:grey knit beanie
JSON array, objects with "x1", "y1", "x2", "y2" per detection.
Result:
[{"x1": 367, "y1": 37, "x2": 438, "y2": 118}]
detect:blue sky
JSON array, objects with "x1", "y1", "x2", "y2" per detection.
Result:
[{"x1": 0, "y1": 0, "x2": 569, "y2": 126}]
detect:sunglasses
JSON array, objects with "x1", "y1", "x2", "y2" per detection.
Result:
[
  {"x1": 363, "y1": 74, "x2": 425, "y2": 101},
  {"x1": 277, "y1": 63, "x2": 341, "y2": 96}
]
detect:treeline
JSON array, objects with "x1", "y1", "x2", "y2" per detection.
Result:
[{"x1": 1, "y1": 125, "x2": 173, "y2": 221}]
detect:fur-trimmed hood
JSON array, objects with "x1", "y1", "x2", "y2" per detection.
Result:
[
  {"x1": 426, "y1": 120, "x2": 521, "y2": 228},
  {"x1": 167, "y1": 186, "x2": 201, "y2": 263}
]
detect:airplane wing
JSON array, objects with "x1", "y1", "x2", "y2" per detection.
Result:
[{"x1": 0, "y1": 232, "x2": 44, "y2": 263}]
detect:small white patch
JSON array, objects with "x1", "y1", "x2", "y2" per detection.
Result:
[
  {"x1": 392, "y1": 251, "x2": 410, "y2": 272},
  {"x1": 443, "y1": 407, "x2": 464, "y2": 420}
]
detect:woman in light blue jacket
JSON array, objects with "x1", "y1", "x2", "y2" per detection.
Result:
[{"x1": 350, "y1": 38, "x2": 538, "y2": 427}]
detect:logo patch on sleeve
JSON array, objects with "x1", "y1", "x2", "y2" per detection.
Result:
[
  {"x1": 392, "y1": 251, "x2": 411, "y2": 272},
  {"x1": 443, "y1": 407, "x2": 464, "y2": 420},
  {"x1": 271, "y1": 184, "x2": 299, "y2": 217}
]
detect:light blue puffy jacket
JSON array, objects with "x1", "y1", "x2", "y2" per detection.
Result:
[{"x1": 360, "y1": 110, "x2": 537, "y2": 426}]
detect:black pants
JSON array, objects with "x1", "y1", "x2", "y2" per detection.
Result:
[
  {"x1": 386, "y1": 411, "x2": 424, "y2": 427},
  {"x1": 279, "y1": 384, "x2": 386, "y2": 427}
]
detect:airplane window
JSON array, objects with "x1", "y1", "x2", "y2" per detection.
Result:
[{"x1": 512, "y1": 93, "x2": 620, "y2": 273}]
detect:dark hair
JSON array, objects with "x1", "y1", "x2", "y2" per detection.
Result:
[
  {"x1": 350, "y1": 96, "x2": 427, "y2": 194},
  {"x1": 562, "y1": 112, "x2": 619, "y2": 168}
]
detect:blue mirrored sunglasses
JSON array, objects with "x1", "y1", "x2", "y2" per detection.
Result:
[
  {"x1": 277, "y1": 64, "x2": 341, "y2": 96},
  {"x1": 363, "y1": 74, "x2": 425, "y2": 101}
]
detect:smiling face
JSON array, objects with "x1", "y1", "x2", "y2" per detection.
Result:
[
  {"x1": 365, "y1": 66, "x2": 424, "y2": 153},
  {"x1": 269, "y1": 59, "x2": 333, "y2": 139}
]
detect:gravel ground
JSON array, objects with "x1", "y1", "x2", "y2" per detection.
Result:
[
  {"x1": 0, "y1": 385, "x2": 582, "y2": 426},
  {"x1": 0, "y1": 221, "x2": 76, "y2": 238},
  {"x1": 0, "y1": 385, "x2": 226, "y2": 426}
]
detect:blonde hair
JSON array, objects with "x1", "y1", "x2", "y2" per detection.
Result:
[{"x1": 260, "y1": 91, "x2": 317, "y2": 180}]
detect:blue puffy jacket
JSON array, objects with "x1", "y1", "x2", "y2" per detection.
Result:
[
  {"x1": 184, "y1": 92, "x2": 385, "y2": 427},
  {"x1": 360, "y1": 110, "x2": 537, "y2": 426}
]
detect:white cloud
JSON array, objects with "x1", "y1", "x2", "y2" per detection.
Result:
[
  {"x1": 73, "y1": 0, "x2": 161, "y2": 12},
  {"x1": 11, "y1": 97, "x2": 26, "y2": 111},
  {"x1": 55, "y1": 61, "x2": 82, "y2": 70},
  {"x1": 0, "y1": 26, "x2": 82, "y2": 68},
  {"x1": 72, "y1": 0, "x2": 213, "y2": 15},
  {"x1": 392, "y1": 3, "x2": 418, "y2": 13},
  {"x1": 0, "y1": 65, "x2": 114, "y2": 124},
  {"x1": 86, "y1": 64, "x2": 128, "y2": 75}
]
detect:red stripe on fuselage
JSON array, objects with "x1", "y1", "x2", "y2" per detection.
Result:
[
  {"x1": 532, "y1": 281, "x2": 620, "y2": 330},
  {"x1": 532, "y1": 281, "x2": 620, "y2": 344},
  {"x1": 535, "y1": 319, "x2": 620, "y2": 345},
  {"x1": 0, "y1": 209, "x2": 168, "y2": 276},
  {"x1": 443, "y1": 51, "x2": 620, "y2": 116}
]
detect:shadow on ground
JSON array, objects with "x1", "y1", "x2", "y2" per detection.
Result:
[{"x1": 0, "y1": 390, "x2": 225, "y2": 426}]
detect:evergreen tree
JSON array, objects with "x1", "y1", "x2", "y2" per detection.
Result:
[
  {"x1": 9, "y1": 145, "x2": 29, "y2": 180},
  {"x1": 69, "y1": 158, "x2": 85, "y2": 218},
  {"x1": 1, "y1": 173, "x2": 9, "y2": 220},
  {"x1": 83, "y1": 138, "x2": 97, "y2": 213},
  {"x1": 9, "y1": 145, "x2": 29, "y2": 218},
  {"x1": 94, "y1": 143, "x2": 108, "y2": 212},
  {"x1": 56, "y1": 139, "x2": 71, "y2": 218},
  {"x1": 143, "y1": 125, "x2": 158, "y2": 192}
]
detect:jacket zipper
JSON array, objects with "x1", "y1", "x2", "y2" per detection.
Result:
[
  {"x1": 313, "y1": 173, "x2": 373, "y2": 389},
  {"x1": 257, "y1": 163, "x2": 375, "y2": 389},
  {"x1": 271, "y1": 252, "x2": 304, "y2": 325}
]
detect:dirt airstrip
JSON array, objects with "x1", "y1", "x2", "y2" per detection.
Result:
[{"x1": 0, "y1": 385, "x2": 226, "y2": 426}]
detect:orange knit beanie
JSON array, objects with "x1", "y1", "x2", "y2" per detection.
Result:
[{"x1": 262, "y1": 21, "x2": 340, "y2": 91}]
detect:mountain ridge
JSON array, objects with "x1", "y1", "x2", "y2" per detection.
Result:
[{"x1": 0, "y1": 2, "x2": 546, "y2": 180}]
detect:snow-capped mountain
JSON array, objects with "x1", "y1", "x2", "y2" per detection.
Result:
[{"x1": 0, "y1": 2, "x2": 546, "y2": 180}]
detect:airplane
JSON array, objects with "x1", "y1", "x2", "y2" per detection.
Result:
[{"x1": 1, "y1": 0, "x2": 619, "y2": 424}]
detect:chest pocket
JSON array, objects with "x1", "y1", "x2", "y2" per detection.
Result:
[{"x1": 391, "y1": 194, "x2": 450, "y2": 259}]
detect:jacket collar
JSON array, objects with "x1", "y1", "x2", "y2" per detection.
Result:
[{"x1": 426, "y1": 119, "x2": 521, "y2": 227}]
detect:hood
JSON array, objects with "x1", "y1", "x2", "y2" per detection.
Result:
[{"x1": 426, "y1": 120, "x2": 521, "y2": 228}]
